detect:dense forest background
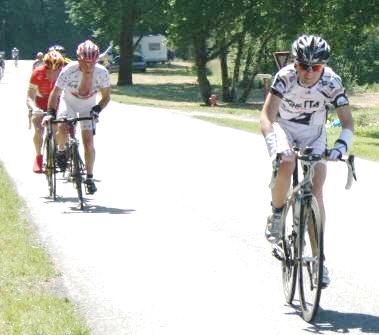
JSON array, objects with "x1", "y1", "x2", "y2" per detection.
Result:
[{"x1": 0, "y1": 0, "x2": 378, "y2": 103}]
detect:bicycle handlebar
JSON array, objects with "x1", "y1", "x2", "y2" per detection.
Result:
[
  {"x1": 43, "y1": 111, "x2": 97, "y2": 135},
  {"x1": 269, "y1": 147, "x2": 357, "y2": 190},
  {"x1": 52, "y1": 116, "x2": 94, "y2": 124}
]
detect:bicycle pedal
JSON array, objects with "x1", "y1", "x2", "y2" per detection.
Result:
[{"x1": 272, "y1": 244, "x2": 284, "y2": 261}]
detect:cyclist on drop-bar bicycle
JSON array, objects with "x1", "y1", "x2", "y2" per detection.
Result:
[
  {"x1": 11, "y1": 47, "x2": 19, "y2": 65},
  {"x1": 260, "y1": 35, "x2": 354, "y2": 287},
  {"x1": 43, "y1": 40, "x2": 111, "y2": 195},
  {"x1": 27, "y1": 50, "x2": 65, "y2": 173}
]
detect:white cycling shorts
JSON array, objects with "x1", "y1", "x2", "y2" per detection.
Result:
[
  {"x1": 274, "y1": 118, "x2": 327, "y2": 156},
  {"x1": 57, "y1": 99, "x2": 94, "y2": 131}
]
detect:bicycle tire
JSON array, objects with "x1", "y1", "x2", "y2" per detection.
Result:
[
  {"x1": 71, "y1": 143, "x2": 84, "y2": 210},
  {"x1": 298, "y1": 196, "x2": 323, "y2": 322},
  {"x1": 44, "y1": 131, "x2": 57, "y2": 200},
  {"x1": 281, "y1": 197, "x2": 298, "y2": 304}
]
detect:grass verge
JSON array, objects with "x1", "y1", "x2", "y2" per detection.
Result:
[
  {"x1": 110, "y1": 62, "x2": 379, "y2": 161},
  {"x1": 0, "y1": 163, "x2": 90, "y2": 334}
]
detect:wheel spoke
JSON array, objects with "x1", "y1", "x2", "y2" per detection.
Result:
[{"x1": 298, "y1": 197, "x2": 323, "y2": 322}]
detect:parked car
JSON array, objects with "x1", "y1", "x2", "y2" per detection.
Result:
[{"x1": 106, "y1": 54, "x2": 147, "y2": 73}]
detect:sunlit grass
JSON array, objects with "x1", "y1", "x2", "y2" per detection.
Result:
[
  {"x1": 110, "y1": 61, "x2": 379, "y2": 161},
  {"x1": 195, "y1": 116, "x2": 261, "y2": 133},
  {"x1": 0, "y1": 163, "x2": 90, "y2": 334}
]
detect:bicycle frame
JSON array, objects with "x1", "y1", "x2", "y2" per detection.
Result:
[
  {"x1": 43, "y1": 117, "x2": 57, "y2": 199},
  {"x1": 270, "y1": 146, "x2": 356, "y2": 322},
  {"x1": 54, "y1": 115, "x2": 95, "y2": 210}
]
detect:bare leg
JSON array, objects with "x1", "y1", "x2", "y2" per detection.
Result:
[
  {"x1": 81, "y1": 129, "x2": 95, "y2": 176},
  {"x1": 32, "y1": 115, "x2": 44, "y2": 155},
  {"x1": 312, "y1": 162, "x2": 327, "y2": 228},
  {"x1": 56, "y1": 123, "x2": 68, "y2": 151},
  {"x1": 309, "y1": 162, "x2": 327, "y2": 254},
  {"x1": 271, "y1": 155, "x2": 296, "y2": 209}
]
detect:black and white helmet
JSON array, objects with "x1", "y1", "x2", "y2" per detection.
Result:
[{"x1": 292, "y1": 35, "x2": 330, "y2": 64}]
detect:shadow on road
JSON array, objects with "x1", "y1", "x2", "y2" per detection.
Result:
[
  {"x1": 80, "y1": 204, "x2": 135, "y2": 214},
  {"x1": 306, "y1": 308, "x2": 379, "y2": 334},
  {"x1": 283, "y1": 301, "x2": 379, "y2": 333},
  {"x1": 42, "y1": 196, "x2": 135, "y2": 214}
]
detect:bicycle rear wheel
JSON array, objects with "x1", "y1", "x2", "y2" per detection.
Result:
[
  {"x1": 281, "y1": 197, "x2": 298, "y2": 304},
  {"x1": 298, "y1": 196, "x2": 323, "y2": 322},
  {"x1": 44, "y1": 133, "x2": 57, "y2": 200},
  {"x1": 70, "y1": 143, "x2": 84, "y2": 210}
]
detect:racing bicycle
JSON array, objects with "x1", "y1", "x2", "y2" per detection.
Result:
[
  {"x1": 55, "y1": 114, "x2": 96, "y2": 210},
  {"x1": 270, "y1": 146, "x2": 356, "y2": 322},
  {"x1": 42, "y1": 113, "x2": 57, "y2": 199}
]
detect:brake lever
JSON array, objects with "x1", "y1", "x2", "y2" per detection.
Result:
[
  {"x1": 343, "y1": 155, "x2": 356, "y2": 190},
  {"x1": 348, "y1": 155, "x2": 357, "y2": 181}
]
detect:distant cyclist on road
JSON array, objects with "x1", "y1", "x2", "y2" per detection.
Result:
[
  {"x1": 12, "y1": 47, "x2": 19, "y2": 66},
  {"x1": 26, "y1": 50, "x2": 65, "y2": 173},
  {"x1": 44, "y1": 40, "x2": 111, "y2": 194},
  {"x1": 0, "y1": 52, "x2": 5, "y2": 80},
  {"x1": 32, "y1": 51, "x2": 44, "y2": 69},
  {"x1": 260, "y1": 35, "x2": 354, "y2": 286}
]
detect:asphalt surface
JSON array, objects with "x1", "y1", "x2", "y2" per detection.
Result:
[{"x1": 0, "y1": 60, "x2": 378, "y2": 334}]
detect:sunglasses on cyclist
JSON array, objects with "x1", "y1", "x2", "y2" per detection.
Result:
[{"x1": 297, "y1": 63, "x2": 324, "y2": 72}]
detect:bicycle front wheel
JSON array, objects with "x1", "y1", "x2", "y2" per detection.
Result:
[
  {"x1": 281, "y1": 197, "x2": 298, "y2": 304},
  {"x1": 298, "y1": 196, "x2": 323, "y2": 322},
  {"x1": 44, "y1": 133, "x2": 57, "y2": 200},
  {"x1": 71, "y1": 144, "x2": 84, "y2": 210}
]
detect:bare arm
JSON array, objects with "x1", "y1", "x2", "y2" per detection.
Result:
[
  {"x1": 259, "y1": 92, "x2": 285, "y2": 158},
  {"x1": 260, "y1": 92, "x2": 282, "y2": 136},
  {"x1": 336, "y1": 104, "x2": 354, "y2": 132},
  {"x1": 97, "y1": 86, "x2": 111, "y2": 110},
  {"x1": 47, "y1": 86, "x2": 63, "y2": 111},
  {"x1": 329, "y1": 104, "x2": 354, "y2": 159},
  {"x1": 26, "y1": 85, "x2": 38, "y2": 111}
]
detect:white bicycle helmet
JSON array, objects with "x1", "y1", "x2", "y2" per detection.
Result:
[
  {"x1": 76, "y1": 40, "x2": 99, "y2": 63},
  {"x1": 292, "y1": 35, "x2": 330, "y2": 64}
]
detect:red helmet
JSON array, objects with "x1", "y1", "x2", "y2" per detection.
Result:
[{"x1": 76, "y1": 40, "x2": 100, "y2": 63}]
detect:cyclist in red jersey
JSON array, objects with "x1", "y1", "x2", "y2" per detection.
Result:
[{"x1": 26, "y1": 50, "x2": 65, "y2": 173}]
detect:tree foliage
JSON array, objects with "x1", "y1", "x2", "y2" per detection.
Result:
[
  {"x1": 0, "y1": 0, "x2": 377, "y2": 96},
  {"x1": 0, "y1": 0, "x2": 89, "y2": 58},
  {"x1": 65, "y1": 0, "x2": 166, "y2": 85}
]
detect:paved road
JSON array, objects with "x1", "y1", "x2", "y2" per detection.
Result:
[{"x1": 0, "y1": 60, "x2": 378, "y2": 334}]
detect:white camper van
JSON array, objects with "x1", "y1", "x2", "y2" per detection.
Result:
[{"x1": 133, "y1": 34, "x2": 168, "y2": 64}]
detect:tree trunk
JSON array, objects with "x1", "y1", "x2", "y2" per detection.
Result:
[
  {"x1": 193, "y1": 34, "x2": 211, "y2": 105},
  {"x1": 219, "y1": 45, "x2": 233, "y2": 102},
  {"x1": 239, "y1": 34, "x2": 272, "y2": 102},
  {"x1": 241, "y1": 45, "x2": 253, "y2": 88},
  {"x1": 230, "y1": 33, "x2": 245, "y2": 101},
  {"x1": 117, "y1": 7, "x2": 136, "y2": 86}
]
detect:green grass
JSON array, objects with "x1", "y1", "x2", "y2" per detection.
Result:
[
  {"x1": 328, "y1": 107, "x2": 379, "y2": 161},
  {"x1": 0, "y1": 163, "x2": 90, "y2": 334},
  {"x1": 195, "y1": 116, "x2": 262, "y2": 133}
]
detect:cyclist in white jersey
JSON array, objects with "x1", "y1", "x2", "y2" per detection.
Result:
[
  {"x1": 260, "y1": 35, "x2": 354, "y2": 286},
  {"x1": 12, "y1": 47, "x2": 19, "y2": 66},
  {"x1": 44, "y1": 40, "x2": 111, "y2": 194}
]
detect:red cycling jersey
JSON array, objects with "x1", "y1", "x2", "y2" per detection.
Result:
[{"x1": 29, "y1": 64, "x2": 57, "y2": 110}]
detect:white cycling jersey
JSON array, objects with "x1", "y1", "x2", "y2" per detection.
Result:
[
  {"x1": 271, "y1": 64, "x2": 349, "y2": 126},
  {"x1": 12, "y1": 49, "x2": 19, "y2": 58},
  {"x1": 55, "y1": 61, "x2": 110, "y2": 130},
  {"x1": 56, "y1": 61, "x2": 110, "y2": 110}
]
